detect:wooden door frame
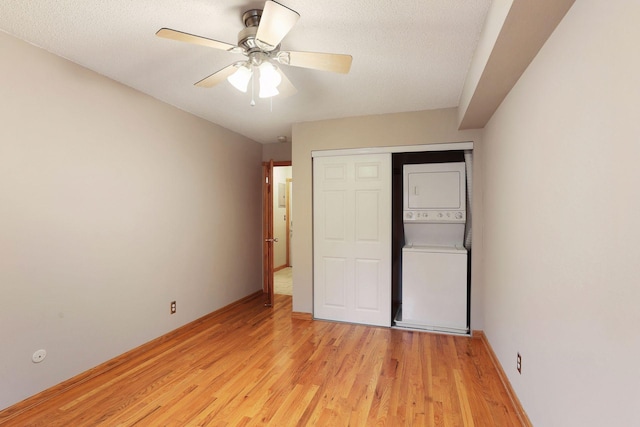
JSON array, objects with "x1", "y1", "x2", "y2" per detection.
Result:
[
  {"x1": 262, "y1": 161, "x2": 274, "y2": 307},
  {"x1": 262, "y1": 160, "x2": 291, "y2": 307}
]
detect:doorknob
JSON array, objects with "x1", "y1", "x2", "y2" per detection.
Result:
[{"x1": 265, "y1": 238, "x2": 279, "y2": 242}]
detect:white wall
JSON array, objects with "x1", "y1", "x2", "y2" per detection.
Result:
[
  {"x1": 0, "y1": 32, "x2": 263, "y2": 409},
  {"x1": 291, "y1": 109, "x2": 484, "y2": 329},
  {"x1": 482, "y1": 2, "x2": 640, "y2": 425}
]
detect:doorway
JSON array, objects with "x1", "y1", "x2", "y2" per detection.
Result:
[
  {"x1": 273, "y1": 166, "x2": 292, "y2": 295},
  {"x1": 263, "y1": 161, "x2": 292, "y2": 306},
  {"x1": 272, "y1": 166, "x2": 292, "y2": 271}
]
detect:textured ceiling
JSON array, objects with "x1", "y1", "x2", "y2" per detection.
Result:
[{"x1": 0, "y1": 0, "x2": 491, "y2": 144}]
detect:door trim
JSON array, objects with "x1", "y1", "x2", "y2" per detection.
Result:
[{"x1": 312, "y1": 142, "x2": 473, "y2": 158}]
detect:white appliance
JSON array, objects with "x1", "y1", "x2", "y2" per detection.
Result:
[{"x1": 395, "y1": 162, "x2": 469, "y2": 334}]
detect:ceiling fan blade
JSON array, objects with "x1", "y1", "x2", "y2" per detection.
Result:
[
  {"x1": 255, "y1": 1, "x2": 300, "y2": 52},
  {"x1": 156, "y1": 28, "x2": 241, "y2": 52},
  {"x1": 194, "y1": 63, "x2": 239, "y2": 88},
  {"x1": 277, "y1": 69, "x2": 297, "y2": 98},
  {"x1": 278, "y1": 50, "x2": 353, "y2": 74}
]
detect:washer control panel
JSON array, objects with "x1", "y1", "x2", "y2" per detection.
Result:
[{"x1": 404, "y1": 210, "x2": 466, "y2": 223}]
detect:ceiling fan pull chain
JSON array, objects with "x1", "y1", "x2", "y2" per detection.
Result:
[{"x1": 250, "y1": 70, "x2": 256, "y2": 107}]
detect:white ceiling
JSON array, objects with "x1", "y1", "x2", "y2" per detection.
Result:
[{"x1": 0, "y1": 0, "x2": 491, "y2": 144}]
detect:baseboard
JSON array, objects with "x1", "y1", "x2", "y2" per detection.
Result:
[
  {"x1": 473, "y1": 330, "x2": 533, "y2": 427},
  {"x1": 0, "y1": 290, "x2": 263, "y2": 422},
  {"x1": 291, "y1": 311, "x2": 312, "y2": 321}
]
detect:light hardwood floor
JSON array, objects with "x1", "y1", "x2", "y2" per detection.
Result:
[
  {"x1": 274, "y1": 267, "x2": 292, "y2": 295},
  {"x1": 0, "y1": 294, "x2": 523, "y2": 426}
]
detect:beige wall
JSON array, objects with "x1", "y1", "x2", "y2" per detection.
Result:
[
  {"x1": 0, "y1": 32, "x2": 263, "y2": 409},
  {"x1": 262, "y1": 141, "x2": 292, "y2": 162},
  {"x1": 482, "y1": 1, "x2": 640, "y2": 425},
  {"x1": 458, "y1": 0, "x2": 513, "y2": 126},
  {"x1": 458, "y1": 0, "x2": 575, "y2": 129},
  {"x1": 291, "y1": 109, "x2": 484, "y2": 327}
]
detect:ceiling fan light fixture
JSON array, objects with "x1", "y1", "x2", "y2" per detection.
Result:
[
  {"x1": 259, "y1": 85, "x2": 280, "y2": 99},
  {"x1": 258, "y1": 62, "x2": 282, "y2": 98},
  {"x1": 227, "y1": 64, "x2": 252, "y2": 92},
  {"x1": 157, "y1": 0, "x2": 351, "y2": 102}
]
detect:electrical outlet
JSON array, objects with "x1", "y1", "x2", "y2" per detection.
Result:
[
  {"x1": 170, "y1": 301, "x2": 176, "y2": 314},
  {"x1": 516, "y1": 352, "x2": 522, "y2": 374},
  {"x1": 32, "y1": 349, "x2": 47, "y2": 363}
]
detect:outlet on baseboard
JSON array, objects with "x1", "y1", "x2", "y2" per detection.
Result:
[
  {"x1": 170, "y1": 301, "x2": 176, "y2": 314},
  {"x1": 516, "y1": 352, "x2": 522, "y2": 374},
  {"x1": 32, "y1": 349, "x2": 47, "y2": 363}
]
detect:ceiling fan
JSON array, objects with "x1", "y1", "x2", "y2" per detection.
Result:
[{"x1": 156, "y1": 1, "x2": 353, "y2": 100}]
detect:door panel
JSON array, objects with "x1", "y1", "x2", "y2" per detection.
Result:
[
  {"x1": 313, "y1": 153, "x2": 391, "y2": 327},
  {"x1": 323, "y1": 257, "x2": 347, "y2": 307},
  {"x1": 355, "y1": 259, "x2": 380, "y2": 310},
  {"x1": 355, "y1": 191, "x2": 380, "y2": 241},
  {"x1": 323, "y1": 191, "x2": 346, "y2": 240}
]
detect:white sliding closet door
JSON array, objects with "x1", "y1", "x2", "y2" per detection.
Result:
[{"x1": 313, "y1": 153, "x2": 391, "y2": 327}]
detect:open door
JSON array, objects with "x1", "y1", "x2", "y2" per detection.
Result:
[{"x1": 263, "y1": 160, "x2": 275, "y2": 307}]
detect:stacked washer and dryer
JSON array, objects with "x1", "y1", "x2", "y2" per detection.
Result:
[{"x1": 394, "y1": 162, "x2": 469, "y2": 334}]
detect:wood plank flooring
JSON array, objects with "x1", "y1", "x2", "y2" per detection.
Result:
[
  {"x1": 0, "y1": 294, "x2": 523, "y2": 426},
  {"x1": 274, "y1": 267, "x2": 292, "y2": 296}
]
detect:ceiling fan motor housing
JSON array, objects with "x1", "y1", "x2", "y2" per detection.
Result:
[
  {"x1": 238, "y1": 8, "x2": 280, "y2": 57},
  {"x1": 238, "y1": 9, "x2": 263, "y2": 53},
  {"x1": 238, "y1": 25, "x2": 258, "y2": 51},
  {"x1": 242, "y1": 9, "x2": 262, "y2": 27}
]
